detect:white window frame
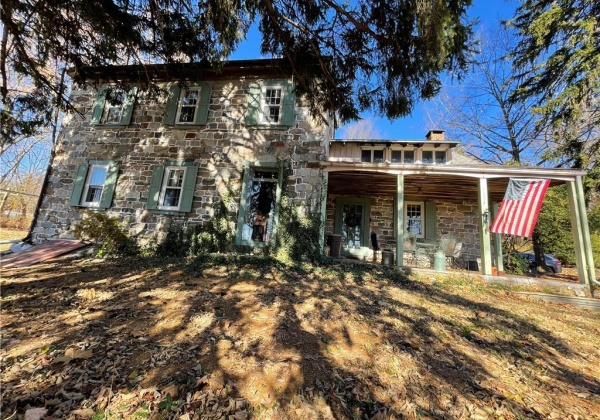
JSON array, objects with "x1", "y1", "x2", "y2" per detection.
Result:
[
  {"x1": 405, "y1": 201, "x2": 425, "y2": 238},
  {"x1": 102, "y1": 90, "x2": 127, "y2": 125},
  {"x1": 175, "y1": 88, "x2": 200, "y2": 124},
  {"x1": 157, "y1": 166, "x2": 187, "y2": 211},
  {"x1": 421, "y1": 150, "x2": 434, "y2": 164},
  {"x1": 260, "y1": 85, "x2": 284, "y2": 124},
  {"x1": 389, "y1": 148, "x2": 417, "y2": 163},
  {"x1": 81, "y1": 164, "x2": 109, "y2": 207},
  {"x1": 434, "y1": 150, "x2": 447, "y2": 164},
  {"x1": 360, "y1": 147, "x2": 385, "y2": 163}
]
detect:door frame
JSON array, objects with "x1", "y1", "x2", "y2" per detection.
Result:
[{"x1": 334, "y1": 197, "x2": 371, "y2": 249}]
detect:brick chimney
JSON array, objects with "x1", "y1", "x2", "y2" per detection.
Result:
[{"x1": 426, "y1": 130, "x2": 445, "y2": 141}]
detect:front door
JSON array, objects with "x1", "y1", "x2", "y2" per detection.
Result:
[{"x1": 334, "y1": 198, "x2": 370, "y2": 249}]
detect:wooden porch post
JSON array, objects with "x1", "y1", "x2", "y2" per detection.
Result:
[
  {"x1": 396, "y1": 174, "x2": 405, "y2": 267},
  {"x1": 319, "y1": 171, "x2": 329, "y2": 252},
  {"x1": 567, "y1": 179, "x2": 593, "y2": 287},
  {"x1": 575, "y1": 176, "x2": 596, "y2": 286},
  {"x1": 477, "y1": 178, "x2": 493, "y2": 275},
  {"x1": 492, "y1": 202, "x2": 504, "y2": 273}
]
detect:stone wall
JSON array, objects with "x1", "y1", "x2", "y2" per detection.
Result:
[
  {"x1": 325, "y1": 194, "x2": 482, "y2": 262},
  {"x1": 33, "y1": 78, "x2": 331, "y2": 245}
]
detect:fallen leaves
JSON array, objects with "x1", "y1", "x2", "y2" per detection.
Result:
[{"x1": 1, "y1": 257, "x2": 599, "y2": 419}]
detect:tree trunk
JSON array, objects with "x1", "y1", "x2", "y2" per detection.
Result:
[{"x1": 532, "y1": 230, "x2": 548, "y2": 274}]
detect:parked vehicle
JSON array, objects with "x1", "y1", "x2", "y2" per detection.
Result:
[{"x1": 520, "y1": 253, "x2": 563, "y2": 274}]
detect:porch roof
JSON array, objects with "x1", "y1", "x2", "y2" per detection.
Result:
[{"x1": 321, "y1": 162, "x2": 587, "y2": 202}]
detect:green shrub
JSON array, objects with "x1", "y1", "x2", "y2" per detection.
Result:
[
  {"x1": 73, "y1": 211, "x2": 138, "y2": 257},
  {"x1": 273, "y1": 195, "x2": 324, "y2": 264},
  {"x1": 188, "y1": 202, "x2": 234, "y2": 256}
]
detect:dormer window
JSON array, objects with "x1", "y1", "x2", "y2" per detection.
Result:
[
  {"x1": 422, "y1": 150, "x2": 433, "y2": 164},
  {"x1": 361, "y1": 148, "x2": 384, "y2": 163},
  {"x1": 435, "y1": 150, "x2": 447, "y2": 164}
]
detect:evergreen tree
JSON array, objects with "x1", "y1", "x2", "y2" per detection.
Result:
[
  {"x1": 1, "y1": 0, "x2": 474, "y2": 145},
  {"x1": 509, "y1": 0, "x2": 600, "y2": 190}
]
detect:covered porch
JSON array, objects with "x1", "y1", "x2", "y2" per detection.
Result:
[{"x1": 318, "y1": 162, "x2": 596, "y2": 289}]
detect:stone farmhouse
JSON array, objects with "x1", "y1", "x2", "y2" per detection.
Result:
[{"x1": 31, "y1": 58, "x2": 596, "y2": 287}]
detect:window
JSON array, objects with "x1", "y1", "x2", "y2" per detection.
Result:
[
  {"x1": 405, "y1": 202, "x2": 424, "y2": 237},
  {"x1": 163, "y1": 83, "x2": 212, "y2": 125},
  {"x1": 176, "y1": 89, "x2": 200, "y2": 124},
  {"x1": 422, "y1": 151, "x2": 433, "y2": 164},
  {"x1": 361, "y1": 149, "x2": 384, "y2": 163},
  {"x1": 263, "y1": 87, "x2": 283, "y2": 123},
  {"x1": 236, "y1": 165, "x2": 282, "y2": 246},
  {"x1": 391, "y1": 149, "x2": 416, "y2": 163},
  {"x1": 70, "y1": 160, "x2": 119, "y2": 209},
  {"x1": 103, "y1": 91, "x2": 127, "y2": 124},
  {"x1": 82, "y1": 165, "x2": 108, "y2": 206},
  {"x1": 91, "y1": 87, "x2": 137, "y2": 126},
  {"x1": 147, "y1": 162, "x2": 199, "y2": 213},
  {"x1": 158, "y1": 167, "x2": 186, "y2": 210},
  {"x1": 435, "y1": 150, "x2": 447, "y2": 164},
  {"x1": 245, "y1": 80, "x2": 296, "y2": 126}
]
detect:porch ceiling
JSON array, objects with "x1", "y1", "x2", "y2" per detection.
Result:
[{"x1": 327, "y1": 171, "x2": 565, "y2": 202}]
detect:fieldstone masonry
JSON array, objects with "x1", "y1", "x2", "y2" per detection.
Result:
[
  {"x1": 33, "y1": 77, "x2": 331, "y2": 246},
  {"x1": 325, "y1": 194, "x2": 482, "y2": 263}
]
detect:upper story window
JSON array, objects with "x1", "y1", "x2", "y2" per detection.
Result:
[
  {"x1": 163, "y1": 83, "x2": 212, "y2": 126},
  {"x1": 176, "y1": 89, "x2": 200, "y2": 124},
  {"x1": 103, "y1": 91, "x2": 127, "y2": 124},
  {"x1": 361, "y1": 148, "x2": 384, "y2": 163},
  {"x1": 422, "y1": 150, "x2": 433, "y2": 164},
  {"x1": 246, "y1": 80, "x2": 296, "y2": 127},
  {"x1": 390, "y1": 149, "x2": 415, "y2": 163},
  {"x1": 262, "y1": 87, "x2": 283, "y2": 124},
  {"x1": 435, "y1": 150, "x2": 447, "y2": 164},
  {"x1": 91, "y1": 87, "x2": 137, "y2": 126}
]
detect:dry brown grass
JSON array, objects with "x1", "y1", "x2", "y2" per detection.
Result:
[
  {"x1": 1, "y1": 256, "x2": 599, "y2": 419},
  {"x1": 0, "y1": 228, "x2": 27, "y2": 252}
]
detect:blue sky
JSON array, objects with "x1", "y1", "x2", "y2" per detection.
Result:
[{"x1": 230, "y1": 0, "x2": 517, "y2": 139}]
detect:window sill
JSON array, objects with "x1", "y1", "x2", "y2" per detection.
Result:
[
  {"x1": 245, "y1": 124, "x2": 293, "y2": 129},
  {"x1": 71, "y1": 205, "x2": 108, "y2": 211},
  {"x1": 239, "y1": 239, "x2": 270, "y2": 248},
  {"x1": 91, "y1": 124, "x2": 129, "y2": 128},
  {"x1": 150, "y1": 209, "x2": 188, "y2": 216}
]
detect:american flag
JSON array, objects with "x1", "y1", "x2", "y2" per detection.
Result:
[{"x1": 490, "y1": 178, "x2": 550, "y2": 238}]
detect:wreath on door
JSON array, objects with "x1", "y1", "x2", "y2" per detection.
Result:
[{"x1": 344, "y1": 212, "x2": 361, "y2": 228}]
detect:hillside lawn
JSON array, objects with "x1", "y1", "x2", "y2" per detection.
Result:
[{"x1": 1, "y1": 255, "x2": 599, "y2": 419}]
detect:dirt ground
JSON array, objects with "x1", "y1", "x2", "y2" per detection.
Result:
[{"x1": 1, "y1": 255, "x2": 599, "y2": 419}]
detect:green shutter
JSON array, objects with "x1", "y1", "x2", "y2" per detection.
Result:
[
  {"x1": 163, "y1": 85, "x2": 181, "y2": 125},
  {"x1": 120, "y1": 87, "x2": 137, "y2": 126},
  {"x1": 281, "y1": 80, "x2": 296, "y2": 126},
  {"x1": 90, "y1": 88, "x2": 106, "y2": 124},
  {"x1": 425, "y1": 201, "x2": 437, "y2": 240},
  {"x1": 98, "y1": 161, "x2": 119, "y2": 209},
  {"x1": 194, "y1": 83, "x2": 212, "y2": 125},
  {"x1": 179, "y1": 165, "x2": 198, "y2": 213},
  {"x1": 245, "y1": 82, "x2": 261, "y2": 126},
  {"x1": 70, "y1": 164, "x2": 89, "y2": 206},
  {"x1": 146, "y1": 165, "x2": 165, "y2": 210}
]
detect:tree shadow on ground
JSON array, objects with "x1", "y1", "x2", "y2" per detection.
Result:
[{"x1": 1, "y1": 255, "x2": 599, "y2": 419}]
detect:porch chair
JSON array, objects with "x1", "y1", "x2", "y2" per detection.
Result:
[
  {"x1": 402, "y1": 233, "x2": 417, "y2": 265},
  {"x1": 448, "y1": 242, "x2": 463, "y2": 269}
]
